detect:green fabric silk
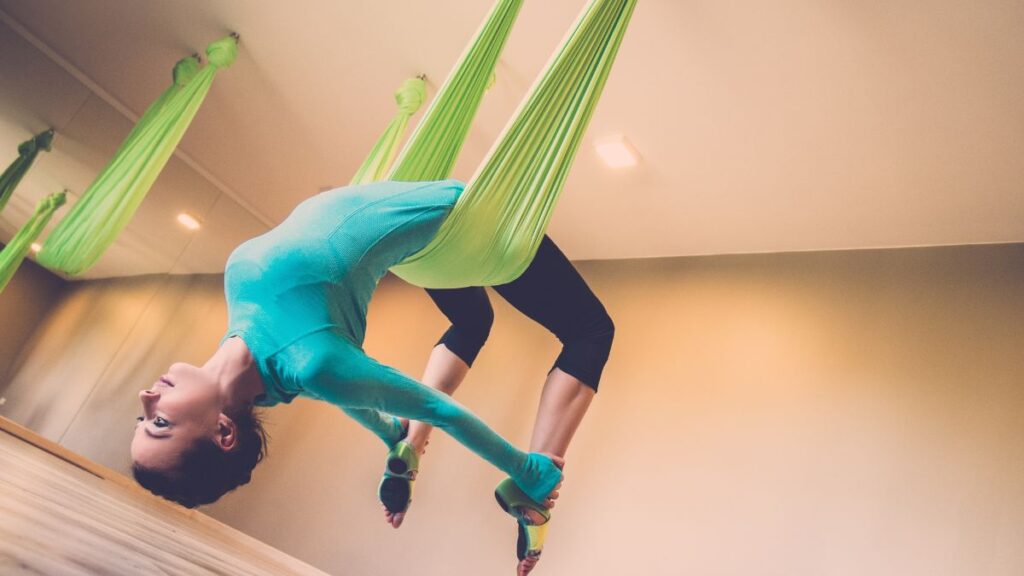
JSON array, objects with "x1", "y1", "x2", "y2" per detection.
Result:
[
  {"x1": 38, "y1": 38, "x2": 236, "y2": 275},
  {"x1": 390, "y1": 0, "x2": 637, "y2": 288},
  {"x1": 350, "y1": 77, "x2": 427, "y2": 185},
  {"x1": 0, "y1": 190, "x2": 66, "y2": 293},
  {"x1": 388, "y1": 0, "x2": 525, "y2": 183},
  {"x1": 0, "y1": 130, "x2": 54, "y2": 214}
]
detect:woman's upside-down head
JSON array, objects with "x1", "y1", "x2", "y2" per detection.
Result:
[{"x1": 131, "y1": 360, "x2": 269, "y2": 508}]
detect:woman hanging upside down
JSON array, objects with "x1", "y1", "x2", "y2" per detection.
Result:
[{"x1": 129, "y1": 179, "x2": 571, "y2": 569}]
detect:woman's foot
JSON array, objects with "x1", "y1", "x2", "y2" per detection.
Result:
[
  {"x1": 381, "y1": 467, "x2": 425, "y2": 530},
  {"x1": 383, "y1": 503, "x2": 409, "y2": 528},
  {"x1": 499, "y1": 453, "x2": 565, "y2": 573},
  {"x1": 518, "y1": 555, "x2": 541, "y2": 576},
  {"x1": 382, "y1": 420, "x2": 427, "y2": 529},
  {"x1": 514, "y1": 480, "x2": 562, "y2": 575}
]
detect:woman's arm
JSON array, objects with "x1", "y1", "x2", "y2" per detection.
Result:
[
  {"x1": 340, "y1": 406, "x2": 405, "y2": 447},
  {"x1": 303, "y1": 346, "x2": 562, "y2": 504}
]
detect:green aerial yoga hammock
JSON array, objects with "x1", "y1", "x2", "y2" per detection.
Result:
[
  {"x1": 350, "y1": 77, "x2": 427, "y2": 186},
  {"x1": 38, "y1": 37, "x2": 238, "y2": 276},
  {"x1": 0, "y1": 129, "x2": 54, "y2": 214},
  {"x1": 0, "y1": 190, "x2": 66, "y2": 293},
  {"x1": 389, "y1": 0, "x2": 637, "y2": 288},
  {"x1": 350, "y1": 0, "x2": 514, "y2": 188},
  {"x1": 389, "y1": 0, "x2": 526, "y2": 183}
]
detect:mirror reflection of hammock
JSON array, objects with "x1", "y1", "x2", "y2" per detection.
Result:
[
  {"x1": 0, "y1": 187, "x2": 65, "y2": 293},
  {"x1": 27, "y1": 0, "x2": 637, "y2": 289},
  {"x1": 0, "y1": 129, "x2": 60, "y2": 293}
]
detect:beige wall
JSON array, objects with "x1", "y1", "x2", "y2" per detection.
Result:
[
  {"x1": 0, "y1": 252, "x2": 65, "y2": 383},
  {"x1": 1, "y1": 273, "x2": 226, "y2": 452},
  {"x1": 2, "y1": 244, "x2": 1023, "y2": 575}
]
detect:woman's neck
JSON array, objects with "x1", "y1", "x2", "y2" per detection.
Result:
[{"x1": 204, "y1": 336, "x2": 266, "y2": 411}]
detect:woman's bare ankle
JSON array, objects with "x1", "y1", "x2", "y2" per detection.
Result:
[{"x1": 406, "y1": 427, "x2": 431, "y2": 454}]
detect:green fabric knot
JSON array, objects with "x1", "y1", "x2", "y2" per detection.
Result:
[
  {"x1": 35, "y1": 129, "x2": 54, "y2": 152},
  {"x1": 395, "y1": 77, "x2": 427, "y2": 115},
  {"x1": 172, "y1": 55, "x2": 201, "y2": 87},
  {"x1": 205, "y1": 36, "x2": 239, "y2": 69},
  {"x1": 46, "y1": 188, "x2": 68, "y2": 208},
  {"x1": 17, "y1": 130, "x2": 52, "y2": 156},
  {"x1": 40, "y1": 190, "x2": 67, "y2": 211},
  {"x1": 17, "y1": 139, "x2": 36, "y2": 156}
]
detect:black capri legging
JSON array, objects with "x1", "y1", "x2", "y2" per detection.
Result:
[{"x1": 426, "y1": 235, "x2": 614, "y2": 392}]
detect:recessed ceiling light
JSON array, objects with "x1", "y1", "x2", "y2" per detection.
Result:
[
  {"x1": 177, "y1": 213, "x2": 201, "y2": 231},
  {"x1": 594, "y1": 134, "x2": 639, "y2": 169},
  {"x1": 30, "y1": 242, "x2": 42, "y2": 253}
]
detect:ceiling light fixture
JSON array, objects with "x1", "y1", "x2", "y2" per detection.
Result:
[
  {"x1": 177, "y1": 213, "x2": 201, "y2": 231},
  {"x1": 594, "y1": 134, "x2": 639, "y2": 169}
]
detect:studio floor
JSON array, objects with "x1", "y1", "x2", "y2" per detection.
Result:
[{"x1": 0, "y1": 417, "x2": 323, "y2": 576}]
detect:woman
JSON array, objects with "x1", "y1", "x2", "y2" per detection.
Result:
[
  {"x1": 130, "y1": 179, "x2": 565, "y2": 519},
  {"x1": 378, "y1": 235, "x2": 614, "y2": 575}
]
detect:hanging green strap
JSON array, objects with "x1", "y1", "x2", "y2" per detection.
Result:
[
  {"x1": 391, "y1": 0, "x2": 637, "y2": 288},
  {"x1": 350, "y1": 77, "x2": 427, "y2": 185},
  {"x1": 0, "y1": 129, "x2": 55, "y2": 214},
  {"x1": 388, "y1": 0, "x2": 524, "y2": 182},
  {"x1": 0, "y1": 190, "x2": 66, "y2": 293},
  {"x1": 38, "y1": 37, "x2": 236, "y2": 276}
]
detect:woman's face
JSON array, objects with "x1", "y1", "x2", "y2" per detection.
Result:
[{"x1": 130, "y1": 362, "x2": 224, "y2": 472}]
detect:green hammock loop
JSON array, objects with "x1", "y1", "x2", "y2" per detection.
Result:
[
  {"x1": 0, "y1": 129, "x2": 55, "y2": 214},
  {"x1": 38, "y1": 36, "x2": 238, "y2": 276},
  {"x1": 391, "y1": 0, "x2": 637, "y2": 288},
  {"x1": 350, "y1": 77, "x2": 427, "y2": 185},
  {"x1": 205, "y1": 36, "x2": 239, "y2": 69},
  {"x1": 173, "y1": 54, "x2": 202, "y2": 86},
  {"x1": 388, "y1": 0, "x2": 525, "y2": 182},
  {"x1": 355, "y1": 1, "x2": 517, "y2": 187},
  {"x1": 0, "y1": 190, "x2": 66, "y2": 293}
]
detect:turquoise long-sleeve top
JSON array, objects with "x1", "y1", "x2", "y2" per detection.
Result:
[{"x1": 221, "y1": 179, "x2": 560, "y2": 504}]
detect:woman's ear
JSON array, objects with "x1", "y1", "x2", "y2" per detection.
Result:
[{"x1": 215, "y1": 414, "x2": 239, "y2": 452}]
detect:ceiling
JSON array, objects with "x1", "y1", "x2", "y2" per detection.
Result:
[{"x1": 0, "y1": 0, "x2": 1021, "y2": 280}]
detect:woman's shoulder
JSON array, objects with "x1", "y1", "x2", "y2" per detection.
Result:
[{"x1": 277, "y1": 330, "x2": 367, "y2": 384}]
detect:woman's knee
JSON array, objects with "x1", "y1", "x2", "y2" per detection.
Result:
[
  {"x1": 581, "y1": 306, "x2": 615, "y2": 350},
  {"x1": 447, "y1": 297, "x2": 493, "y2": 343},
  {"x1": 595, "y1": 309, "x2": 615, "y2": 344},
  {"x1": 554, "y1": 309, "x2": 614, "y2": 391},
  {"x1": 462, "y1": 298, "x2": 495, "y2": 342},
  {"x1": 433, "y1": 291, "x2": 494, "y2": 367}
]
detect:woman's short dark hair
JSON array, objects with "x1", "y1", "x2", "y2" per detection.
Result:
[{"x1": 132, "y1": 404, "x2": 269, "y2": 508}]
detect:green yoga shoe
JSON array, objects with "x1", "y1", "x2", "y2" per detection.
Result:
[
  {"x1": 494, "y1": 477, "x2": 551, "y2": 561},
  {"x1": 378, "y1": 441, "x2": 419, "y2": 514}
]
